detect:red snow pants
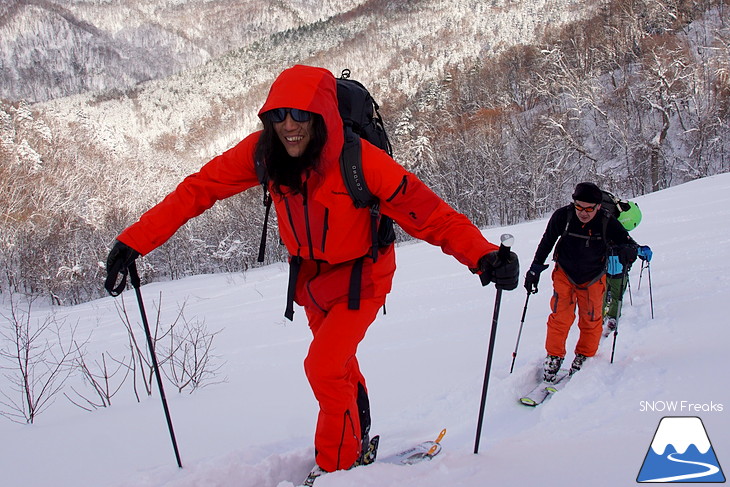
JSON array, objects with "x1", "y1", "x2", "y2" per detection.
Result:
[
  {"x1": 545, "y1": 267, "x2": 606, "y2": 358},
  {"x1": 303, "y1": 296, "x2": 384, "y2": 472}
]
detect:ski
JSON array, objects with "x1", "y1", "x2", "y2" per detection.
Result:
[
  {"x1": 379, "y1": 428, "x2": 446, "y2": 465},
  {"x1": 300, "y1": 466, "x2": 327, "y2": 487},
  {"x1": 519, "y1": 369, "x2": 571, "y2": 406},
  {"x1": 298, "y1": 429, "x2": 446, "y2": 485}
]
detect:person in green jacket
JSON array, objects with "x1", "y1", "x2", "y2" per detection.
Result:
[{"x1": 601, "y1": 193, "x2": 652, "y2": 332}]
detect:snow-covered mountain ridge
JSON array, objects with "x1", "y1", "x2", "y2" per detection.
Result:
[
  {"x1": 31, "y1": 0, "x2": 594, "y2": 167},
  {"x1": 0, "y1": 0, "x2": 369, "y2": 102}
]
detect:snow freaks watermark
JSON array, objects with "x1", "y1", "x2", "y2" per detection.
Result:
[
  {"x1": 637, "y1": 417, "x2": 726, "y2": 483},
  {"x1": 639, "y1": 401, "x2": 724, "y2": 413}
]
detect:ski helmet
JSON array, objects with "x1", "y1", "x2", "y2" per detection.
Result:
[{"x1": 617, "y1": 201, "x2": 642, "y2": 230}]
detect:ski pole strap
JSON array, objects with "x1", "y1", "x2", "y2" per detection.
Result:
[
  {"x1": 104, "y1": 265, "x2": 128, "y2": 296},
  {"x1": 285, "y1": 256, "x2": 302, "y2": 321},
  {"x1": 105, "y1": 257, "x2": 141, "y2": 296}
]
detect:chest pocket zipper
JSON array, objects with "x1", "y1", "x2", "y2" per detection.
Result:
[{"x1": 321, "y1": 208, "x2": 329, "y2": 253}]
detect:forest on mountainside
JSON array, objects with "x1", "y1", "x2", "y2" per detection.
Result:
[
  {"x1": 398, "y1": 0, "x2": 729, "y2": 225},
  {"x1": 0, "y1": 0, "x2": 368, "y2": 102},
  {"x1": 0, "y1": 0, "x2": 728, "y2": 305}
]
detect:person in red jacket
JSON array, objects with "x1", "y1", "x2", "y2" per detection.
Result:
[{"x1": 105, "y1": 65, "x2": 518, "y2": 479}]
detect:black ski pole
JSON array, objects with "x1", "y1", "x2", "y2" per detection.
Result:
[
  {"x1": 627, "y1": 275, "x2": 633, "y2": 306},
  {"x1": 474, "y1": 234, "x2": 514, "y2": 454},
  {"x1": 638, "y1": 268, "x2": 643, "y2": 289},
  {"x1": 129, "y1": 262, "x2": 183, "y2": 468},
  {"x1": 509, "y1": 292, "x2": 531, "y2": 374},
  {"x1": 610, "y1": 265, "x2": 629, "y2": 364},
  {"x1": 638, "y1": 261, "x2": 645, "y2": 290},
  {"x1": 637, "y1": 260, "x2": 654, "y2": 319},
  {"x1": 646, "y1": 261, "x2": 654, "y2": 319}
]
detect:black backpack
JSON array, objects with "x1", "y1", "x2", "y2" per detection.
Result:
[
  {"x1": 256, "y1": 69, "x2": 396, "y2": 264},
  {"x1": 601, "y1": 190, "x2": 631, "y2": 219}
]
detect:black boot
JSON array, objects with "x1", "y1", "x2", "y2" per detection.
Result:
[{"x1": 355, "y1": 382, "x2": 377, "y2": 466}]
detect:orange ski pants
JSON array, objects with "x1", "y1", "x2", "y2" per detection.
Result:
[
  {"x1": 545, "y1": 267, "x2": 606, "y2": 358},
  {"x1": 303, "y1": 296, "x2": 384, "y2": 472}
]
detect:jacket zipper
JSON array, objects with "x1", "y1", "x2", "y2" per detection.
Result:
[
  {"x1": 336, "y1": 409, "x2": 358, "y2": 470},
  {"x1": 386, "y1": 175, "x2": 408, "y2": 202},
  {"x1": 321, "y1": 208, "x2": 329, "y2": 253},
  {"x1": 285, "y1": 180, "x2": 327, "y2": 314},
  {"x1": 283, "y1": 196, "x2": 301, "y2": 247}
]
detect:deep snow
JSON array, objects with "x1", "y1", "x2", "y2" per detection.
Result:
[{"x1": 2, "y1": 174, "x2": 729, "y2": 487}]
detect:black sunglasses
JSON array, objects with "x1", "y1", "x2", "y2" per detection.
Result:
[{"x1": 268, "y1": 107, "x2": 313, "y2": 123}]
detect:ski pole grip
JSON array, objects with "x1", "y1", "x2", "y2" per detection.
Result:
[{"x1": 498, "y1": 233, "x2": 514, "y2": 260}]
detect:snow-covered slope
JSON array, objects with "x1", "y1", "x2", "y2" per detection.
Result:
[{"x1": 2, "y1": 174, "x2": 728, "y2": 486}]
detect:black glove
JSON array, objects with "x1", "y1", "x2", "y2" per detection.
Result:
[
  {"x1": 524, "y1": 262, "x2": 549, "y2": 294},
  {"x1": 617, "y1": 244, "x2": 638, "y2": 266},
  {"x1": 479, "y1": 249, "x2": 520, "y2": 291},
  {"x1": 104, "y1": 240, "x2": 140, "y2": 296}
]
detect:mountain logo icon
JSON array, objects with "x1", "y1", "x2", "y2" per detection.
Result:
[{"x1": 637, "y1": 416, "x2": 726, "y2": 483}]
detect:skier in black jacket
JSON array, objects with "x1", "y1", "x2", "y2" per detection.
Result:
[{"x1": 524, "y1": 182, "x2": 637, "y2": 381}]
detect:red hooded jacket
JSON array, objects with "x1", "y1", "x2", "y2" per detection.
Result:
[{"x1": 118, "y1": 65, "x2": 497, "y2": 312}]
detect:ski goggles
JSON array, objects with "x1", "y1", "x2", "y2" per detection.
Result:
[
  {"x1": 268, "y1": 107, "x2": 313, "y2": 123},
  {"x1": 574, "y1": 202, "x2": 599, "y2": 213}
]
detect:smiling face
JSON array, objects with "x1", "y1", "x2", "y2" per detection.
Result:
[{"x1": 273, "y1": 112, "x2": 312, "y2": 158}]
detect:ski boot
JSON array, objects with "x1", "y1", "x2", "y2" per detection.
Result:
[
  {"x1": 543, "y1": 355, "x2": 564, "y2": 383},
  {"x1": 569, "y1": 353, "x2": 587, "y2": 375}
]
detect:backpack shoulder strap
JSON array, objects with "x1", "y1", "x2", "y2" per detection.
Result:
[
  {"x1": 254, "y1": 159, "x2": 267, "y2": 186},
  {"x1": 561, "y1": 205, "x2": 573, "y2": 239},
  {"x1": 340, "y1": 127, "x2": 376, "y2": 208},
  {"x1": 255, "y1": 159, "x2": 273, "y2": 263},
  {"x1": 552, "y1": 206, "x2": 573, "y2": 262},
  {"x1": 340, "y1": 127, "x2": 383, "y2": 264}
]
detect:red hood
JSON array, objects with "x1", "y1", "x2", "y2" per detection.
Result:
[{"x1": 258, "y1": 65, "x2": 344, "y2": 171}]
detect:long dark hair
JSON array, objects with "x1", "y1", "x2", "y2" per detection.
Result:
[{"x1": 254, "y1": 112, "x2": 327, "y2": 195}]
